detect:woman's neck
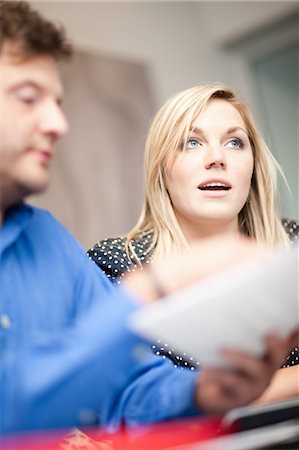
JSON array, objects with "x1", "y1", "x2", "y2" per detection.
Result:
[{"x1": 178, "y1": 218, "x2": 240, "y2": 246}]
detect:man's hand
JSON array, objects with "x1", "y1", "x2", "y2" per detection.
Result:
[{"x1": 195, "y1": 333, "x2": 298, "y2": 415}]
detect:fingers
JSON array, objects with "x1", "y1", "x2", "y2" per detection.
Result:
[
  {"x1": 264, "y1": 334, "x2": 288, "y2": 369},
  {"x1": 196, "y1": 333, "x2": 297, "y2": 416},
  {"x1": 222, "y1": 334, "x2": 288, "y2": 378},
  {"x1": 204, "y1": 368, "x2": 249, "y2": 402},
  {"x1": 222, "y1": 349, "x2": 267, "y2": 381},
  {"x1": 285, "y1": 328, "x2": 299, "y2": 350},
  {"x1": 196, "y1": 366, "x2": 264, "y2": 414}
]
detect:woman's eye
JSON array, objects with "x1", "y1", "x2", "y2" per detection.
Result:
[
  {"x1": 185, "y1": 138, "x2": 200, "y2": 149},
  {"x1": 227, "y1": 138, "x2": 244, "y2": 149}
]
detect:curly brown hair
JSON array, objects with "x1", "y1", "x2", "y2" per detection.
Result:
[{"x1": 0, "y1": 1, "x2": 72, "y2": 59}]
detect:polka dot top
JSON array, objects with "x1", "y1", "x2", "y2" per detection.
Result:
[{"x1": 87, "y1": 219, "x2": 299, "y2": 370}]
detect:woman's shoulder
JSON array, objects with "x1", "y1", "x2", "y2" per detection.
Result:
[
  {"x1": 87, "y1": 231, "x2": 154, "y2": 285},
  {"x1": 282, "y1": 218, "x2": 299, "y2": 244},
  {"x1": 87, "y1": 236, "x2": 129, "y2": 285}
]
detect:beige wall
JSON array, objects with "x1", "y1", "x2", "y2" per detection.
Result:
[
  {"x1": 30, "y1": 50, "x2": 153, "y2": 248},
  {"x1": 32, "y1": 1, "x2": 295, "y2": 106}
]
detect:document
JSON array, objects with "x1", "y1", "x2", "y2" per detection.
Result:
[{"x1": 129, "y1": 246, "x2": 298, "y2": 367}]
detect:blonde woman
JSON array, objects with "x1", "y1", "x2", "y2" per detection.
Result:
[{"x1": 88, "y1": 84, "x2": 298, "y2": 405}]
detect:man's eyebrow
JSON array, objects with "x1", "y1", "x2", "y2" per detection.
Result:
[
  {"x1": 9, "y1": 79, "x2": 64, "y2": 100},
  {"x1": 10, "y1": 79, "x2": 41, "y2": 89}
]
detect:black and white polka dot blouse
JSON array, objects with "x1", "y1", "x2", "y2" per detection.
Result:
[{"x1": 87, "y1": 219, "x2": 299, "y2": 370}]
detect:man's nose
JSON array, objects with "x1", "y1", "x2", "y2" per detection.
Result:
[
  {"x1": 39, "y1": 102, "x2": 69, "y2": 140},
  {"x1": 204, "y1": 144, "x2": 227, "y2": 169}
]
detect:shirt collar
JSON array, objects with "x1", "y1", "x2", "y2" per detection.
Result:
[{"x1": 0, "y1": 203, "x2": 34, "y2": 255}]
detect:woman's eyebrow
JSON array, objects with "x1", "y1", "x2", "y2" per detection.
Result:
[
  {"x1": 225, "y1": 126, "x2": 248, "y2": 136},
  {"x1": 189, "y1": 126, "x2": 248, "y2": 136},
  {"x1": 189, "y1": 127, "x2": 205, "y2": 136}
]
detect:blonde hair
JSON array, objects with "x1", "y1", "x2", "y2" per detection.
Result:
[{"x1": 126, "y1": 84, "x2": 289, "y2": 262}]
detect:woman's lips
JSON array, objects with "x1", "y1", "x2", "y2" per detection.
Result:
[
  {"x1": 197, "y1": 179, "x2": 232, "y2": 197},
  {"x1": 198, "y1": 179, "x2": 232, "y2": 191}
]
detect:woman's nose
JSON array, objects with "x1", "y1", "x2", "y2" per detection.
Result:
[{"x1": 204, "y1": 144, "x2": 227, "y2": 169}]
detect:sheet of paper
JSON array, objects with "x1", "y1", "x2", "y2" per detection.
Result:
[{"x1": 129, "y1": 246, "x2": 298, "y2": 367}]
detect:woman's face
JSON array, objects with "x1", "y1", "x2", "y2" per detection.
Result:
[{"x1": 165, "y1": 98, "x2": 254, "y2": 238}]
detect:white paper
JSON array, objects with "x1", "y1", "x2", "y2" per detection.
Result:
[{"x1": 129, "y1": 246, "x2": 298, "y2": 367}]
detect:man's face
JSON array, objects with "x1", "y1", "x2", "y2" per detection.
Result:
[{"x1": 0, "y1": 42, "x2": 69, "y2": 199}]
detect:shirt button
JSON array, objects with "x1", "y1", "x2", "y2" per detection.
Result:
[
  {"x1": 77, "y1": 408, "x2": 97, "y2": 425},
  {"x1": 0, "y1": 314, "x2": 11, "y2": 329},
  {"x1": 132, "y1": 344, "x2": 151, "y2": 361}
]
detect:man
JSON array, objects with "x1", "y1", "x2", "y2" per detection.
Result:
[{"x1": 0, "y1": 0, "x2": 295, "y2": 435}]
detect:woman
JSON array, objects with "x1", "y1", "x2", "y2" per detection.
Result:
[{"x1": 88, "y1": 84, "x2": 298, "y2": 403}]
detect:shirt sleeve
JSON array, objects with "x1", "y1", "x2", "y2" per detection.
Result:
[{"x1": 2, "y1": 250, "x2": 202, "y2": 434}]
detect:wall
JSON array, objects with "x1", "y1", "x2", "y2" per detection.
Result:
[{"x1": 32, "y1": 1, "x2": 296, "y2": 105}]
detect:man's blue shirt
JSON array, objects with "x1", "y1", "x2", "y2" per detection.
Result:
[{"x1": 0, "y1": 204, "x2": 200, "y2": 434}]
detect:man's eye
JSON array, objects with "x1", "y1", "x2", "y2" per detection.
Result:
[
  {"x1": 185, "y1": 138, "x2": 200, "y2": 149},
  {"x1": 14, "y1": 87, "x2": 39, "y2": 104},
  {"x1": 227, "y1": 138, "x2": 244, "y2": 149}
]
